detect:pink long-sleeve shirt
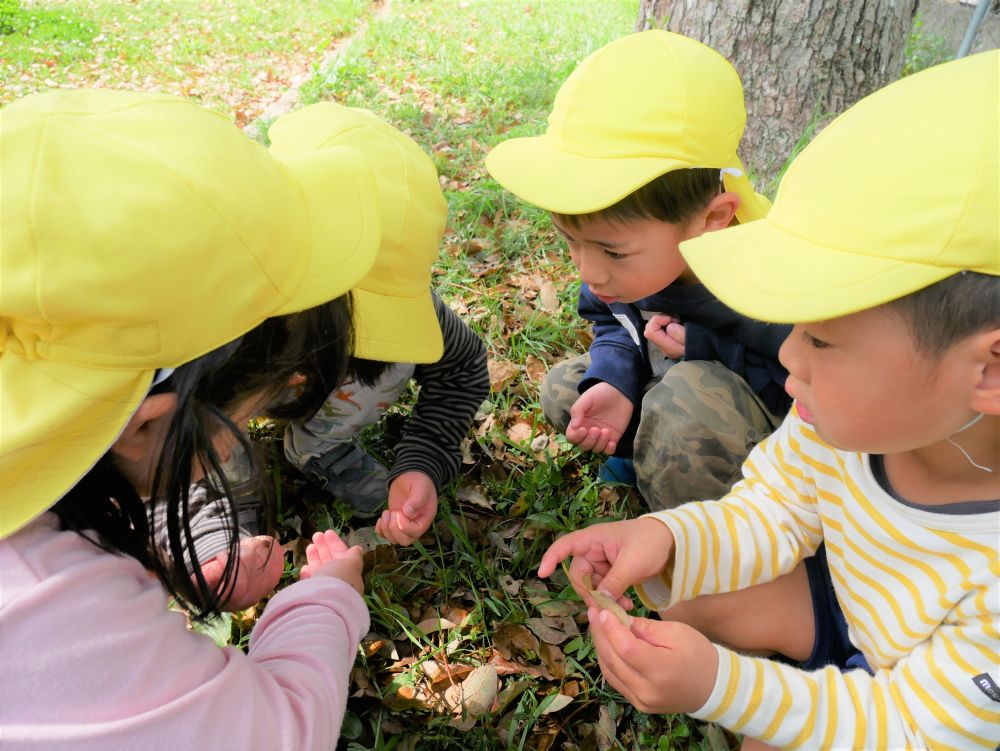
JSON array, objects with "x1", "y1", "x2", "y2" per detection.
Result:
[{"x1": 1, "y1": 514, "x2": 369, "y2": 750}]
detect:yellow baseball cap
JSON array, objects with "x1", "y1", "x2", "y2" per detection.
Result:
[
  {"x1": 268, "y1": 102, "x2": 446, "y2": 363},
  {"x1": 0, "y1": 89, "x2": 381, "y2": 537},
  {"x1": 679, "y1": 50, "x2": 1000, "y2": 323},
  {"x1": 485, "y1": 30, "x2": 770, "y2": 224}
]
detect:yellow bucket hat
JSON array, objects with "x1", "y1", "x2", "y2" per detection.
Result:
[
  {"x1": 268, "y1": 102, "x2": 447, "y2": 363},
  {"x1": 0, "y1": 89, "x2": 381, "y2": 537},
  {"x1": 485, "y1": 30, "x2": 770, "y2": 224},
  {"x1": 678, "y1": 50, "x2": 1000, "y2": 324}
]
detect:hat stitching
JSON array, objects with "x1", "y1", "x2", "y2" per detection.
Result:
[
  {"x1": 26, "y1": 116, "x2": 48, "y2": 319},
  {"x1": 933, "y1": 127, "x2": 991, "y2": 267},
  {"x1": 78, "y1": 121, "x2": 289, "y2": 298}
]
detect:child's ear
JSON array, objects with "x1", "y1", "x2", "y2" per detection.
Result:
[
  {"x1": 698, "y1": 192, "x2": 740, "y2": 234},
  {"x1": 970, "y1": 328, "x2": 1000, "y2": 416},
  {"x1": 111, "y1": 393, "x2": 178, "y2": 462}
]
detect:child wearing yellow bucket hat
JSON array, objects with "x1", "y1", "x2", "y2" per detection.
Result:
[
  {"x1": 0, "y1": 89, "x2": 381, "y2": 747},
  {"x1": 486, "y1": 30, "x2": 791, "y2": 512},
  {"x1": 270, "y1": 103, "x2": 489, "y2": 545},
  {"x1": 539, "y1": 50, "x2": 999, "y2": 750},
  {"x1": 172, "y1": 102, "x2": 490, "y2": 608}
]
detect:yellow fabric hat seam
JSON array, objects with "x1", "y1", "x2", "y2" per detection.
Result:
[
  {"x1": 83, "y1": 121, "x2": 290, "y2": 298},
  {"x1": 933, "y1": 127, "x2": 990, "y2": 268}
]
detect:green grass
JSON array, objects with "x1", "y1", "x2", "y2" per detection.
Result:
[{"x1": 1, "y1": 0, "x2": 370, "y2": 123}]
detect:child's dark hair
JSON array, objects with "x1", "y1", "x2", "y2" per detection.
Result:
[
  {"x1": 886, "y1": 272, "x2": 1000, "y2": 359},
  {"x1": 52, "y1": 295, "x2": 354, "y2": 620},
  {"x1": 554, "y1": 167, "x2": 720, "y2": 229},
  {"x1": 347, "y1": 356, "x2": 395, "y2": 387}
]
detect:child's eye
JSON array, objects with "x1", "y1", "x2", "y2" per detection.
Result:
[
  {"x1": 604, "y1": 249, "x2": 627, "y2": 260},
  {"x1": 802, "y1": 330, "x2": 830, "y2": 349}
]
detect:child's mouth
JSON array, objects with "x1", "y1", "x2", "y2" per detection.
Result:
[{"x1": 795, "y1": 402, "x2": 815, "y2": 425}]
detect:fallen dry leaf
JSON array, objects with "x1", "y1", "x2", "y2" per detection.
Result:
[
  {"x1": 414, "y1": 617, "x2": 458, "y2": 635},
  {"x1": 493, "y1": 622, "x2": 539, "y2": 660},
  {"x1": 524, "y1": 354, "x2": 547, "y2": 383},
  {"x1": 454, "y1": 483, "x2": 493, "y2": 510},
  {"x1": 444, "y1": 664, "x2": 498, "y2": 717},
  {"x1": 582, "y1": 573, "x2": 633, "y2": 628},
  {"x1": 539, "y1": 641, "x2": 567, "y2": 680},
  {"x1": 538, "y1": 281, "x2": 560, "y2": 312},
  {"x1": 541, "y1": 692, "x2": 573, "y2": 714},
  {"x1": 525, "y1": 616, "x2": 578, "y2": 645},
  {"x1": 506, "y1": 419, "x2": 534, "y2": 444},
  {"x1": 486, "y1": 358, "x2": 519, "y2": 391}
]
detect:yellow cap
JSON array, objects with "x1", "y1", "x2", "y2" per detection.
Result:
[
  {"x1": 679, "y1": 51, "x2": 1000, "y2": 323},
  {"x1": 268, "y1": 102, "x2": 446, "y2": 363},
  {"x1": 0, "y1": 89, "x2": 381, "y2": 536},
  {"x1": 485, "y1": 30, "x2": 770, "y2": 224}
]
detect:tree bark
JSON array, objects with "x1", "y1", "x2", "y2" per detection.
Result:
[{"x1": 637, "y1": 0, "x2": 919, "y2": 190}]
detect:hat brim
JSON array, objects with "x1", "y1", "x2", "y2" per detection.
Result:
[
  {"x1": 486, "y1": 136, "x2": 768, "y2": 224},
  {"x1": 351, "y1": 287, "x2": 444, "y2": 363},
  {"x1": 0, "y1": 356, "x2": 152, "y2": 536},
  {"x1": 679, "y1": 217, "x2": 957, "y2": 323}
]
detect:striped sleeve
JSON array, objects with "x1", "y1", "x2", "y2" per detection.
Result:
[
  {"x1": 694, "y1": 607, "x2": 1000, "y2": 750},
  {"x1": 635, "y1": 411, "x2": 824, "y2": 610},
  {"x1": 388, "y1": 292, "x2": 490, "y2": 490}
]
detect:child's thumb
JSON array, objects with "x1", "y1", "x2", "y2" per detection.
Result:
[
  {"x1": 598, "y1": 556, "x2": 652, "y2": 601},
  {"x1": 628, "y1": 616, "x2": 675, "y2": 648}
]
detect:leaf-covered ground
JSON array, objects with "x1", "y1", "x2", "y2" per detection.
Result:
[{"x1": 5, "y1": 1, "x2": 737, "y2": 748}]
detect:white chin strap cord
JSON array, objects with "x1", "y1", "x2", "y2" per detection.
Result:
[{"x1": 947, "y1": 413, "x2": 994, "y2": 473}]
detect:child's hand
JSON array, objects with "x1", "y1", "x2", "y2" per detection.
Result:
[
  {"x1": 299, "y1": 530, "x2": 364, "y2": 595},
  {"x1": 375, "y1": 471, "x2": 438, "y2": 547},
  {"x1": 588, "y1": 609, "x2": 718, "y2": 715},
  {"x1": 643, "y1": 315, "x2": 685, "y2": 359},
  {"x1": 566, "y1": 382, "x2": 633, "y2": 454},
  {"x1": 538, "y1": 518, "x2": 675, "y2": 607},
  {"x1": 198, "y1": 535, "x2": 284, "y2": 612}
]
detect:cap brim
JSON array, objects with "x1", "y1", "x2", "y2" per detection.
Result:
[
  {"x1": 486, "y1": 136, "x2": 690, "y2": 214},
  {"x1": 0, "y1": 356, "x2": 151, "y2": 537},
  {"x1": 270, "y1": 146, "x2": 381, "y2": 316},
  {"x1": 351, "y1": 287, "x2": 444, "y2": 363},
  {"x1": 487, "y1": 136, "x2": 769, "y2": 225},
  {"x1": 679, "y1": 218, "x2": 957, "y2": 323}
]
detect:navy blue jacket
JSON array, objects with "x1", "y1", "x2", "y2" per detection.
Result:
[{"x1": 578, "y1": 282, "x2": 792, "y2": 452}]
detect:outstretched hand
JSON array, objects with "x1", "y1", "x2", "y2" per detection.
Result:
[
  {"x1": 537, "y1": 517, "x2": 676, "y2": 608},
  {"x1": 644, "y1": 315, "x2": 685, "y2": 359},
  {"x1": 299, "y1": 530, "x2": 364, "y2": 595},
  {"x1": 375, "y1": 471, "x2": 438, "y2": 546},
  {"x1": 566, "y1": 382, "x2": 634, "y2": 454},
  {"x1": 588, "y1": 609, "x2": 718, "y2": 715}
]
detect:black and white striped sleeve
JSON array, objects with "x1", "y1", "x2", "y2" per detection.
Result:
[{"x1": 387, "y1": 292, "x2": 490, "y2": 490}]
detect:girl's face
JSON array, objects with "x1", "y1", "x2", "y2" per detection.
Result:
[{"x1": 110, "y1": 391, "x2": 264, "y2": 497}]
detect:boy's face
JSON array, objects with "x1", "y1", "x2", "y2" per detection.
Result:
[
  {"x1": 779, "y1": 307, "x2": 977, "y2": 454},
  {"x1": 551, "y1": 214, "x2": 696, "y2": 304}
]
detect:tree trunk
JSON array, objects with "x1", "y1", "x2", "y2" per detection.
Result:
[{"x1": 637, "y1": 0, "x2": 919, "y2": 190}]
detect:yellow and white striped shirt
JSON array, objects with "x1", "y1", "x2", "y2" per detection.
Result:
[{"x1": 637, "y1": 410, "x2": 1000, "y2": 750}]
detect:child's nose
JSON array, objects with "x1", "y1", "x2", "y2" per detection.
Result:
[
  {"x1": 778, "y1": 327, "x2": 807, "y2": 383},
  {"x1": 576, "y1": 248, "x2": 607, "y2": 286}
]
